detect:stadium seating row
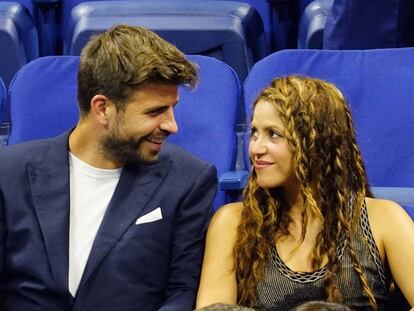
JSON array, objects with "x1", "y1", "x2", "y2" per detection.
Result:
[
  {"x1": 0, "y1": 1, "x2": 265, "y2": 86},
  {"x1": 1, "y1": 49, "x2": 413, "y2": 218},
  {"x1": 0, "y1": 0, "x2": 317, "y2": 90}
]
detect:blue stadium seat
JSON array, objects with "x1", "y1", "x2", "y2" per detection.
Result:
[
  {"x1": 168, "y1": 55, "x2": 241, "y2": 209},
  {"x1": 297, "y1": 0, "x2": 333, "y2": 48},
  {"x1": 0, "y1": 2, "x2": 39, "y2": 87},
  {"x1": 0, "y1": 0, "x2": 34, "y2": 14},
  {"x1": 62, "y1": 0, "x2": 272, "y2": 52},
  {"x1": 0, "y1": 1, "x2": 39, "y2": 135},
  {"x1": 62, "y1": 0, "x2": 266, "y2": 82},
  {"x1": 243, "y1": 48, "x2": 414, "y2": 218},
  {"x1": 0, "y1": 0, "x2": 59, "y2": 55},
  {"x1": 7, "y1": 55, "x2": 241, "y2": 209},
  {"x1": 7, "y1": 56, "x2": 79, "y2": 145}
]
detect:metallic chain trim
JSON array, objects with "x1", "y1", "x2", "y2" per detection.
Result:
[{"x1": 359, "y1": 200, "x2": 387, "y2": 287}]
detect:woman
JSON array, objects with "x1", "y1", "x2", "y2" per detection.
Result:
[{"x1": 196, "y1": 76, "x2": 414, "y2": 310}]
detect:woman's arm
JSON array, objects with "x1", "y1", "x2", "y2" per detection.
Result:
[
  {"x1": 367, "y1": 198, "x2": 414, "y2": 307},
  {"x1": 196, "y1": 202, "x2": 243, "y2": 309}
]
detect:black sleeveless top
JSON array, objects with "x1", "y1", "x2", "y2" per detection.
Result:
[{"x1": 255, "y1": 201, "x2": 390, "y2": 310}]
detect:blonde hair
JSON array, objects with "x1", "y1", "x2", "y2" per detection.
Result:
[{"x1": 234, "y1": 76, "x2": 376, "y2": 309}]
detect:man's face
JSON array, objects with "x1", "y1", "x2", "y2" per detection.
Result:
[{"x1": 100, "y1": 83, "x2": 179, "y2": 165}]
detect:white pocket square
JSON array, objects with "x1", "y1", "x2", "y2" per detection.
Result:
[{"x1": 135, "y1": 207, "x2": 163, "y2": 225}]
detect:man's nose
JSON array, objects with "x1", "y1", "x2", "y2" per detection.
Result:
[{"x1": 160, "y1": 108, "x2": 178, "y2": 134}]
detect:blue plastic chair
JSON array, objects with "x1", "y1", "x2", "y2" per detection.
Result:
[
  {"x1": 0, "y1": 0, "x2": 59, "y2": 55},
  {"x1": 0, "y1": 0, "x2": 34, "y2": 13},
  {"x1": 202, "y1": 0, "x2": 272, "y2": 52},
  {"x1": 62, "y1": 0, "x2": 266, "y2": 82},
  {"x1": 0, "y1": 2, "x2": 39, "y2": 87},
  {"x1": 0, "y1": 1, "x2": 39, "y2": 132},
  {"x1": 7, "y1": 55, "x2": 241, "y2": 210},
  {"x1": 297, "y1": 0, "x2": 333, "y2": 48},
  {"x1": 7, "y1": 56, "x2": 79, "y2": 145},
  {"x1": 243, "y1": 48, "x2": 414, "y2": 219},
  {"x1": 168, "y1": 55, "x2": 240, "y2": 209},
  {"x1": 61, "y1": 0, "x2": 272, "y2": 52}
]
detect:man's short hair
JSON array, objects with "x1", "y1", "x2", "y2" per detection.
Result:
[{"x1": 77, "y1": 24, "x2": 197, "y2": 116}]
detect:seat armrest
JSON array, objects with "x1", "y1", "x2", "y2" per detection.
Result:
[{"x1": 219, "y1": 170, "x2": 249, "y2": 191}]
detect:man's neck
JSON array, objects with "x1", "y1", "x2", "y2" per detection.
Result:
[{"x1": 69, "y1": 120, "x2": 122, "y2": 170}]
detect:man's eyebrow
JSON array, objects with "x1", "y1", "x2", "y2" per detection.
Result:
[{"x1": 143, "y1": 101, "x2": 179, "y2": 113}]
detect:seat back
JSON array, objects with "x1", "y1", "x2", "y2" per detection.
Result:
[
  {"x1": 204, "y1": 0, "x2": 272, "y2": 51},
  {"x1": 0, "y1": 2, "x2": 39, "y2": 129},
  {"x1": 61, "y1": 0, "x2": 271, "y2": 52},
  {"x1": 0, "y1": 2, "x2": 39, "y2": 87},
  {"x1": 243, "y1": 48, "x2": 414, "y2": 216},
  {"x1": 8, "y1": 56, "x2": 79, "y2": 145},
  {"x1": 298, "y1": 0, "x2": 333, "y2": 48},
  {"x1": 62, "y1": 0, "x2": 266, "y2": 82},
  {"x1": 168, "y1": 55, "x2": 240, "y2": 209}
]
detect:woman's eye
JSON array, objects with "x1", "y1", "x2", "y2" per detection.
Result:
[
  {"x1": 250, "y1": 128, "x2": 258, "y2": 139},
  {"x1": 271, "y1": 131, "x2": 280, "y2": 138}
]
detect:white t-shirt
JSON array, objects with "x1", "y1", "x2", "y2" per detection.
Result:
[{"x1": 68, "y1": 152, "x2": 122, "y2": 296}]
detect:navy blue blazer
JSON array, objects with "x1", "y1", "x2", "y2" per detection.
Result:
[{"x1": 0, "y1": 131, "x2": 217, "y2": 311}]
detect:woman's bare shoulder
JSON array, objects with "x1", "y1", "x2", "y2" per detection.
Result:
[
  {"x1": 366, "y1": 196, "x2": 406, "y2": 220},
  {"x1": 209, "y1": 202, "x2": 244, "y2": 230},
  {"x1": 365, "y1": 196, "x2": 413, "y2": 238}
]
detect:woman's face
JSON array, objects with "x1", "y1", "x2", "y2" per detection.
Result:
[{"x1": 249, "y1": 100, "x2": 297, "y2": 189}]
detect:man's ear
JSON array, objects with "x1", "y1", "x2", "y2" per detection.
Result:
[{"x1": 91, "y1": 94, "x2": 111, "y2": 125}]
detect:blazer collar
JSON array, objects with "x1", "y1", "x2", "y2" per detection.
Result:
[
  {"x1": 78, "y1": 157, "x2": 170, "y2": 289},
  {"x1": 28, "y1": 131, "x2": 172, "y2": 296},
  {"x1": 28, "y1": 131, "x2": 72, "y2": 294}
]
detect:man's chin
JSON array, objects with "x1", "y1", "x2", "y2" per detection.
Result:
[{"x1": 138, "y1": 151, "x2": 160, "y2": 165}]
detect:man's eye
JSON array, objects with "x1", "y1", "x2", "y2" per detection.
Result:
[{"x1": 148, "y1": 108, "x2": 166, "y2": 116}]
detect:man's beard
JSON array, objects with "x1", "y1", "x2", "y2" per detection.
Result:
[
  {"x1": 100, "y1": 128, "x2": 163, "y2": 166},
  {"x1": 100, "y1": 133, "x2": 146, "y2": 166}
]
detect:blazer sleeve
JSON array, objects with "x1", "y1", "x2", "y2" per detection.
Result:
[{"x1": 158, "y1": 164, "x2": 217, "y2": 311}]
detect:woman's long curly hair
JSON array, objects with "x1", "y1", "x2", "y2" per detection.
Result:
[{"x1": 234, "y1": 76, "x2": 377, "y2": 308}]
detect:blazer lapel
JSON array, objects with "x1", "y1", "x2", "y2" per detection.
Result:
[
  {"x1": 28, "y1": 132, "x2": 71, "y2": 293},
  {"x1": 78, "y1": 157, "x2": 170, "y2": 287}
]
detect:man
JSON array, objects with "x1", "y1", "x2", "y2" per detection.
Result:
[{"x1": 0, "y1": 25, "x2": 217, "y2": 310}]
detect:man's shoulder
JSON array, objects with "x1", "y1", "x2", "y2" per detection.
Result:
[
  {"x1": 0, "y1": 134, "x2": 66, "y2": 167},
  {"x1": 161, "y1": 142, "x2": 215, "y2": 171}
]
